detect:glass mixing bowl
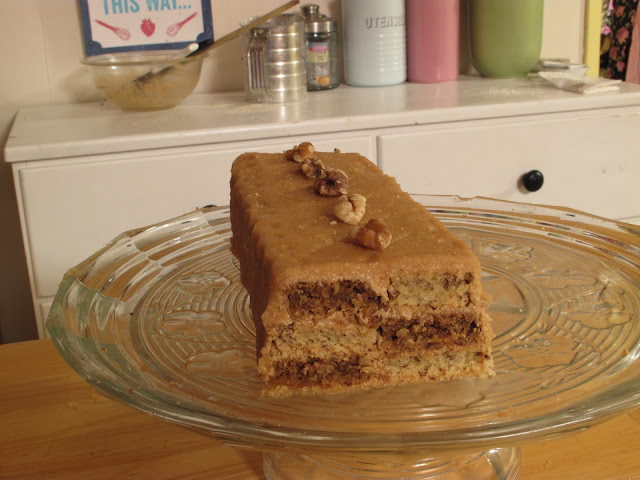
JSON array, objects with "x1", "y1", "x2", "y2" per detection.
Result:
[{"x1": 82, "y1": 50, "x2": 204, "y2": 111}]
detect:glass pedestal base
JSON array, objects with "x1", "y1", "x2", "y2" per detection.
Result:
[
  {"x1": 263, "y1": 448, "x2": 521, "y2": 480},
  {"x1": 46, "y1": 198, "x2": 640, "y2": 477}
]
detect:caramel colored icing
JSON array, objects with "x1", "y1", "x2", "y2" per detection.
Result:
[{"x1": 230, "y1": 150, "x2": 485, "y2": 330}]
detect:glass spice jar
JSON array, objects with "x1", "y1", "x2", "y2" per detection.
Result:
[{"x1": 301, "y1": 4, "x2": 339, "y2": 90}]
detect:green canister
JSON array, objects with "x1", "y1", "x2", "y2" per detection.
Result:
[{"x1": 468, "y1": 0, "x2": 544, "y2": 78}]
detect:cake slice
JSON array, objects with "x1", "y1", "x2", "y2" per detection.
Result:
[{"x1": 230, "y1": 143, "x2": 494, "y2": 397}]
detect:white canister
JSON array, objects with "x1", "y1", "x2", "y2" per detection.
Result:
[{"x1": 342, "y1": 0, "x2": 406, "y2": 87}]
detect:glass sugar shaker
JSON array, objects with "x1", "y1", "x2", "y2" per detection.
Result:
[{"x1": 301, "y1": 4, "x2": 339, "y2": 90}]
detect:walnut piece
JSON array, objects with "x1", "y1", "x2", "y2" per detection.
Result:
[
  {"x1": 396, "y1": 327, "x2": 409, "y2": 338},
  {"x1": 334, "y1": 194, "x2": 366, "y2": 225},
  {"x1": 300, "y1": 158, "x2": 326, "y2": 179},
  {"x1": 314, "y1": 169, "x2": 348, "y2": 197},
  {"x1": 284, "y1": 142, "x2": 315, "y2": 163},
  {"x1": 354, "y1": 219, "x2": 392, "y2": 250}
]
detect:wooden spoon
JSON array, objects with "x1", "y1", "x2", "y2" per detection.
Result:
[{"x1": 135, "y1": 0, "x2": 300, "y2": 85}]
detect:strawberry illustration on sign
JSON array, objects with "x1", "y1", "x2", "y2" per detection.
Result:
[{"x1": 141, "y1": 18, "x2": 156, "y2": 37}]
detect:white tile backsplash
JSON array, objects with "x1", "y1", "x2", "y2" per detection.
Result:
[
  {"x1": 0, "y1": 0, "x2": 585, "y2": 108},
  {"x1": 0, "y1": 0, "x2": 341, "y2": 105},
  {"x1": 0, "y1": 0, "x2": 50, "y2": 106},
  {"x1": 40, "y1": 0, "x2": 91, "y2": 103},
  {"x1": 540, "y1": 0, "x2": 585, "y2": 64}
]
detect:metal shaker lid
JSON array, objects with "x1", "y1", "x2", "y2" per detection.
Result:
[{"x1": 301, "y1": 4, "x2": 337, "y2": 33}]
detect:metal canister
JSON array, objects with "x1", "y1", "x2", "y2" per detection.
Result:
[
  {"x1": 243, "y1": 14, "x2": 307, "y2": 103},
  {"x1": 301, "y1": 4, "x2": 339, "y2": 90}
]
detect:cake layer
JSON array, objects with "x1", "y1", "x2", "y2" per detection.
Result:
[
  {"x1": 230, "y1": 144, "x2": 494, "y2": 396},
  {"x1": 267, "y1": 349, "x2": 492, "y2": 398}
]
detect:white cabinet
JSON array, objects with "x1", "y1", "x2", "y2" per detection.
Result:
[
  {"x1": 378, "y1": 107, "x2": 640, "y2": 221},
  {"x1": 17, "y1": 135, "x2": 373, "y2": 302},
  {"x1": 5, "y1": 78, "x2": 640, "y2": 338},
  {"x1": 11, "y1": 133, "x2": 372, "y2": 337}
]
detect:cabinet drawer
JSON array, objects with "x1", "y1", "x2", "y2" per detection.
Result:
[
  {"x1": 18, "y1": 135, "x2": 373, "y2": 299},
  {"x1": 378, "y1": 113, "x2": 640, "y2": 221}
]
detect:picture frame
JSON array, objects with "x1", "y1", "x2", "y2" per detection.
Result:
[{"x1": 79, "y1": 0, "x2": 214, "y2": 56}]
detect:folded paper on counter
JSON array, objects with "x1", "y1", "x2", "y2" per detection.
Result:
[{"x1": 538, "y1": 71, "x2": 622, "y2": 94}]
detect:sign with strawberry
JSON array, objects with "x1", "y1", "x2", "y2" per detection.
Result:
[{"x1": 79, "y1": 0, "x2": 213, "y2": 56}]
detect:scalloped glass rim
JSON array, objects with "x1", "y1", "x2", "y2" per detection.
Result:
[{"x1": 46, "y1": 195, "x2": 640, "y2": 454}]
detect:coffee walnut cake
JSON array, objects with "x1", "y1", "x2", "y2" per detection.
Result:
[{"x1": 230, "y1": 142, "x2": 494, "y2": 397}]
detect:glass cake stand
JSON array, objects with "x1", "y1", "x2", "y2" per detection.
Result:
[{"x1": 46, "y1": 195, "x2": 640, "y2": 480}]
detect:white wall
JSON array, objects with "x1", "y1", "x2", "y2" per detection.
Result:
[
  {"x1": 0, "y1": 0, "x2": 585, "y2": 106},
  {"x1": 0, "y1": 0, "x2": 586, "y2": 342}
]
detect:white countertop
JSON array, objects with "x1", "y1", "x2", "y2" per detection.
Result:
[{"x1": 5, "y1": 76, "x2": 640, "y2": 163}]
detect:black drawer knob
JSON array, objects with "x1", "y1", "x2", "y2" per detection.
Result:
[{"x1": 522, "y1": 170, "x2": 544, "y2": 192}]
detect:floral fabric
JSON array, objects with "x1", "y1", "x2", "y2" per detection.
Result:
[{"x1": 601, "y1": 0, "x2": 638, "y2": 79}]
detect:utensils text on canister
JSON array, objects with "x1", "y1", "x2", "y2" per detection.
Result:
[
  {"x1": 342, "y1": 0, "x2": 406, "y2": 87},
  {"x1": 243, "y1": 14, "x2": 307, "y2": 103}
]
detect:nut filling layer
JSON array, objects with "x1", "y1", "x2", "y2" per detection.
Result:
[
  {"x1": 271, "y1": 356, "x2": 372, "y2": 387},
  {"x1": 276, "y1": 275, "x2": 485, "y2": 389},
  {"x1": 269, "y1": 347, "x2": 490, "y2": 388},
  {"x1": 288, "y1": 280, "x2": 385, "y2": 315},
  {"x1": 287, "y1": 275, "x2": 474, "y2": 318}
]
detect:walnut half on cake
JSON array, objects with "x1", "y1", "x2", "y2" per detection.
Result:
[{"x1": 230, "y1": 143, "x2": 494, "y2": 397}]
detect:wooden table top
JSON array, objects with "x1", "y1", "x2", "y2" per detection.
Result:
[{"x1": 1, "y1": 339, "x2": 639, "y2": 480}]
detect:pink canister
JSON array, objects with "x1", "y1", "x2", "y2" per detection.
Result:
[{"x1": 406, "y1": 0, "x2": 460, "y2": 83}]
